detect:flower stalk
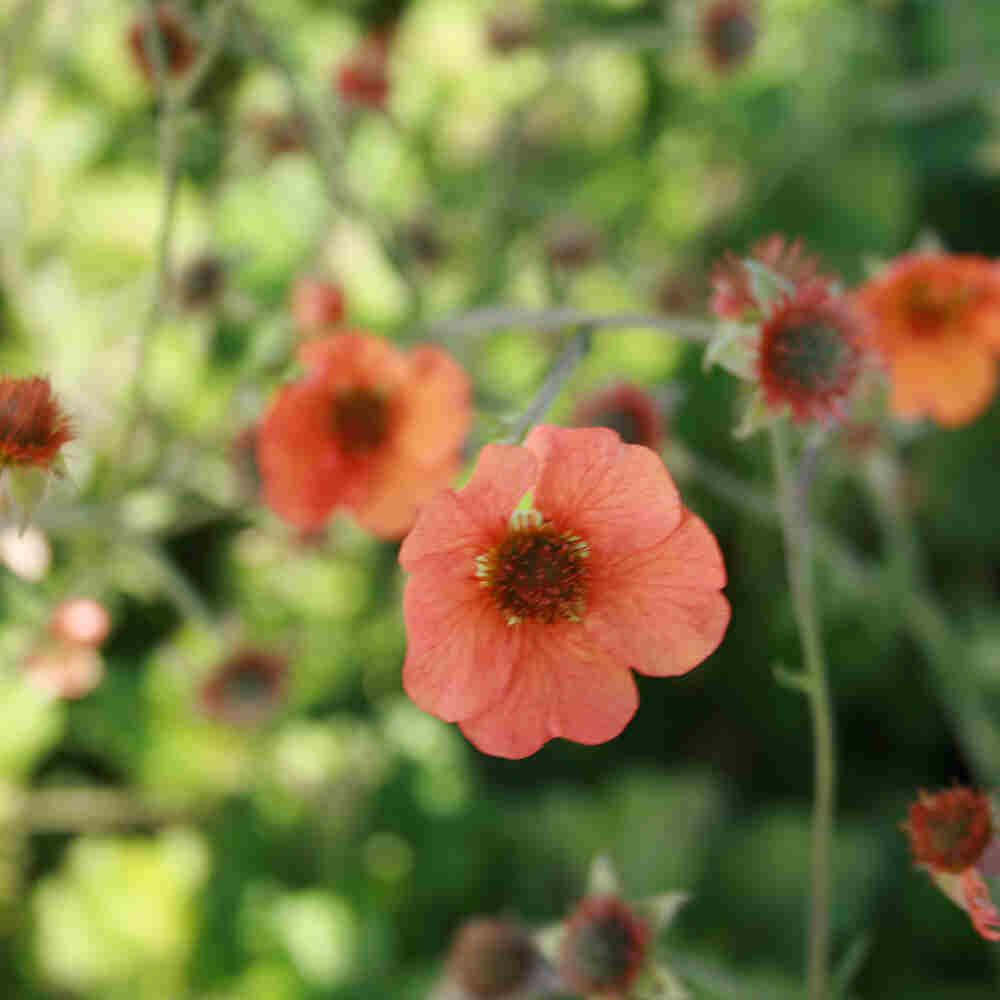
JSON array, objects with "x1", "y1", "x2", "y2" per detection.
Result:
[{"x1": 770, "y1": 420, "x2": 835, "y2": 1000}]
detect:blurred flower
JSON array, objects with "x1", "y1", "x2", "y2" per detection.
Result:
[
  {"x1": 572, "y1": 382, "x2": 663, "y2": 450},
  {"x1": 854, "y1": 253, "x2": 1000, "y2": 427},
  {"x1": 654, "y1": 269, "x2": 704, "y2": 315},
  {"x1": 560, "y1": 896, "x2": 649, "y2": 996},
  {"x1": 0, "y1": 377, "x2": 73, "y2": 523},
  {"x1": 50, "y1": 598, "x2": 111, "y2": 647},
  {"x1": 0, "y1": 523, "x2": 51, "y2": 581},
  {"x1": 291, "y1": 278, "x2": 346, "y2": 337},
  {"x1": 128, "y1": 4, "x2": 199, "y2": 82},
  {"x1": 400, "y1": 425, "x2": 729, "y2": 758},
  {"x1": 546, "y1": 222, "x2": 601, "y2": 271},
  {"x1": 757, "y1": 282, "x2": 865, "y2": 423},
  {"x1": 711, "y1": 235, "x2": 824, "y2": 321},
  {"x1": 701, "y1": 0, "x2": 758, "y2": 73},
  {"x1": 336, "y1": 28, "x2": 393, "y2": 109},
  {"x1": 257, "y1": 332, "x2": 470, "y2": 538},
  {"x1": 176, "y1": 254, "x2": 226, "y2": 309},
  {"x1": 486, "y1": 11, "x2": 539, "y2": 54},
  {"x1": 401, "y1": 218, "x2": 446, "y2": 267},
  {"x1": 246, "y1": 109, "x2": 309, "y2": 158},
  {"x1": 198, "y1": 647, "x2": 288, "y2": 725},
  {"x1": 904, "y1": 787, "x2": 1000, "y2": 941},
  {"x1": 447, "y1": 919, "x2": 546, "y2": 999}
]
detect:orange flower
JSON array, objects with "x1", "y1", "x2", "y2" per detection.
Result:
[
  {"x1": 757, "y1": 282, "x2": 865, "y2": 423},
  {"x1": 571, "y1": 382, "x2": 663, "y2": 450},
  {"x1": 711, "y1": 235, "x2": 824, "y2": 320},
  {"x1": 257, "y1": 332, "x2": 470, "y2": 538},
  {"x1": 399, "y1": 426, "x2": 730, "y2": 759},
  {"x1": 904, "y1": 787, "x2": 1000, "y2": 942},
  {"x1": 854, "y1": 253, "x2": 1000, "y2": 427}
]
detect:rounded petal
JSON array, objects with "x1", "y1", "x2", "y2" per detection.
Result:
[
  {"x1": 525, "y1": 426, "x2": 682, "y2": 558},
  {"x1": 298, "y1": 330, "x2": 407, "y2": 388},
  {"x1": 257, "y1": 378, "x2": 359, "y2": 530},
  {"x1": 393, "y1": 346, "x2": 471, "y2": 466},
  {"x1": 399, "y1": 444, "x2": 537, "y2": 569},
  {"x1": 586, "y1": 512, "x2": 730, "y2": 676},
  {"x1": 402, "y1": 561, "x2": 519, "y2": 722},
  {"x1": 459, "y1": 628, "x2": 639, "y2": 758},
  {"x1": 890, "y1": 341, "x2": 996, "y2": 427}
]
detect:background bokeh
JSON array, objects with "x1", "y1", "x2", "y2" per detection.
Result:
[{"x1": 2, "y1": 0, "x2": 1000, "y2": 996}]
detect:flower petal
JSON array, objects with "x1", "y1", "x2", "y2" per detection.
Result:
[
  {"x1": 962, "y1": 868, "x2": 1000, "y2": 942},
  {"x1": 399, "y1": 444, "x2": 537, "y2": 569},
  {"x1": 402, "y1": 561, "x2": 518, "y2": 722},
  {"x1": 298, "y1": 330, "x2": 406, "y2": 387},
  {"x1": 890, "y1": 340, "x2": 996, "y2": 427},
  {"x1": 459, "y1": 627, "x2": 638, "y2": 758},
  {"x1": 586, "y1": 512, "x2": 730, "y2": 676},
  {"x1": 525, "y1": 426, "x2": 683, "y2": 558}
]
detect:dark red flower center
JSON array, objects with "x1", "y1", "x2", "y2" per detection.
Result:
[
  {"x1": 332, "y1": 388, "x2": 389, "y2": 454},
  {"x1": 767, "y1": 320, "x2": 851, "y2": 393},
  {"x1": 907, "y1": 788, "x2": 993, "y2": 873},
  {"x1": 0, "y1": 377, "x2": 72, "y2": 467},
  {"x1": 561, "y1": 897, "x2": 649, "y2": 994},
  {"x1": 476, "y1": 511, "x2": 589, "y2": 625},
  {"x1": 223, "y1": 659, "x2": 276, "y2": 704},
  {"x1": 905, "y1": 280, "x2": 973, "y2": 336}
]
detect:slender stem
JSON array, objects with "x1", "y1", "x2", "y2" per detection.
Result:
[{"x1": 770, "y1": 421, "x2": 835, "y2": 1000}]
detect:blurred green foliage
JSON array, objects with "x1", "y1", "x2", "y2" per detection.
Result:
[{"x1": 2, "y1": 0, "x2": 1000, "y2": 997}]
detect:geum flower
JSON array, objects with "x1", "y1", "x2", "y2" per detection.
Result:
[
  {"x1": 854, "y1": 253, "x2": 1000, "y2": 427},
  {"x1": 400, "y1": 425, "x2": 730, "y2": 759},
  {"x1": 701, "y1": 0, "x2": 758, "y2": 74},
  {"x1": 904, "y1": 787, "x2": 1000, "y2": 941},
  {"x1": 571, "y1": 381, "x2": 663, "y2": 451},
  {"x1": 257, "y1": 331, "x2": 470, "y2": 539}
]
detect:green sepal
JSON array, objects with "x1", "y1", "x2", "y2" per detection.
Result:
[
  {"x1": 703, "y1": 321, "x2": 758, "y2": 380},
  {"x1": 733, "y1": 390, "x2": 781, "y2": 440}
]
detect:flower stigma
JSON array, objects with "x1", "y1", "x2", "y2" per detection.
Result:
[{"x1": 475, "y1": 509, "x2": 589, "y2": 625}]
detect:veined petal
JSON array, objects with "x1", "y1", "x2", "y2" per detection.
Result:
[
  {"x1": 525, "y1": 426, "x2": 682, "y2": 558},
  {"x1": 402, "y1": 561, "x2": 518, "y2": 722},
  {"x1": 586, "y1": 513, "x2": 730, "y2": 676},
  {"x1": 399, "y1": 444, "x2": 537, "y2": 569},
  {"x1": 393, "y1": 347, "x2": 471, "y2": 465},
  {"x1": 459, "y1": 627, "x2": 638, "y2": 758}
]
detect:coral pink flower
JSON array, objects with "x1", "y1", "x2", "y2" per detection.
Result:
[
  {"x1": 711, "y1": 235, "x2": 825, "y2": 320},
  {"x1": 904, "y1": 787, "x2": 1000, "y2": 941},
  {"x1": 854, "y1": 253, "x2": 1000, "y2": 427},
  {"x1": 757, "y1": 282, "x2": 866, "y2": 423},
  {"x1": 257, "y1": 331, "x2": 470, "y2": 538},
  {"x1": 400, "y1": 426, "x2": 730, "y2": 758},
  {"x1": 50, "y1": 598, "x2": 111, "y2": 647},
  {"x1": 571, "y1": 382, "x2": 663, "y2": 450}
]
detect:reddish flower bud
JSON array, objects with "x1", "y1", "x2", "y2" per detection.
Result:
[
  {"x1": 572, "y1": 382, "x2": 663, "y2": 450},
  {"x1": 336, "y1": 29, "x2": 393, "y2": 109},
  {"x1": 128, "y1": 4, "x2": 199, "y2": 82},
  {"x1": 486, "y1": 12, "x2": 539, "y2": 54},
  {"x1": 50, "y1": 598, "x2": 111, "y2": 648},
  {"x1": 199, "y1": 648, "x2": 289, "y2": 725},
  {"x1": 24, "y1": 641, "x2": 104, "y2": 700},
  {"x1": 0, "y1": 377, "x2": 73, "y2": 471},
  {"x1": 701, "y1": 0, "x2": 758, "y2": 73},
  {"x1": 757, "y1": 283, "x2": 865, "y2": 424},
  {"x1": 291, "y1": 278, "x2": 346, "y2": 337},
  {"x1": 448, "y1": 919, "x2": 540, "y2": 999},
  {"x1": 907, "y1": 787, "x2": 994, "y2": 875},
  {"x1": 560, "y1": 896, "x2": 650, "y2": 996}
]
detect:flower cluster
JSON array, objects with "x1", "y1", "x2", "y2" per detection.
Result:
[
  {"x1": 904, "y1": 787, "x2": 1000, "y2": 941},
  {"x1": 400, "y1": 425, "x2": 729, "y2": 758}
]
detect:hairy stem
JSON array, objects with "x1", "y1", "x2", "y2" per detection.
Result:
[{"x1": 770, "y1": 421, "x2": 835, "y2": 1000}]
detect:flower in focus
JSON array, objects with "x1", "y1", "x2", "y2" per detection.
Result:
[
  {"x1": 854, "y1": 253, "x2": 1000, "y2": 427},
  {"x1": 24, "y1": 598, "x2": 111, "y2": 700},
  {"x1": 198, "y1": 647, "x2": 288, "y2": 725},
  {"x1": 560, "y1": 896, "x2": 649, "y2": 996},
  {"x1": 0, "y1": 377, "x2": 73, "y2": 522},
  {"x1": 757, "y1": 282, "x2": 866, "y2": 423},
  {"x1": 711, "y1": 234, "x2": 824, "y2": 321},
  {"x1": 291, "y1": 278, "x2": 346, "y2": 337},
  {"x1": 904, "y1": 787, "x2": 1000, "y2": 941},
  {"x1": 400, "y1": 425, "x2": 729, "y2": 758},
  {"x1": 571, "y1": 382, "x2": 663, "y2": 450},
  {"x1": 336, "y1": 28, "x2": 393, "y2": 109},
  {"x1": 447, "y1": 918, "x2": 548, "y2": 999},
  {"x1": 701, "y1": 0, "x2": 758, "y2": 73},
  {"x1": 257, "y1": 332, "x2": 471, "y2": 538},
  {"x1": 128, "y1": 4, "x2": 199, "y2": 82}
]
